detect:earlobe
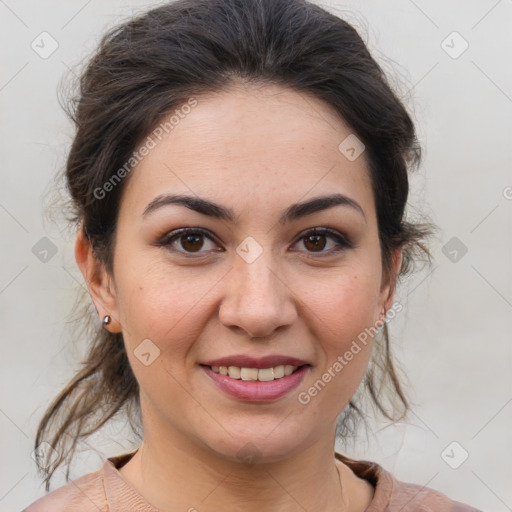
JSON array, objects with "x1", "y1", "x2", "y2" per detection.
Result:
[
  {"x1": 378, "y1": 248, "x2": 403, "y2": 321},
  {"x1": 74, "y1": 227, "x2": 122, "y2": 333}
]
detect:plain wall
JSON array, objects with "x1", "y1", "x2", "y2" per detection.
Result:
[{"x1": 0, "y1": 1, "x2": 511, "y2": 510}]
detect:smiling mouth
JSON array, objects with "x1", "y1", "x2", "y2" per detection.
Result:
[{"x1": 200, "y1": 364, "x2": 309, "y2": 382}]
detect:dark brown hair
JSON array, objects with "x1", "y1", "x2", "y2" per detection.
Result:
[{"x1": 36, "y1": 0, "x2": 434, "y2": 490}]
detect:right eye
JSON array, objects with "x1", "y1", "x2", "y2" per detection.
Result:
[{"x1": 158, "y1": 227, "x2": 222, "y2": 256}]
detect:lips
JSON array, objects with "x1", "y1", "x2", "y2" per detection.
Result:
[
  {"x1": 200, "y1": 355, "x2": 310, "y2": 369},
  {"x1": 200, "y1": 364, "x2": 310, "y2": 401},
  {"x1": 199, "y1": 354, "x2": 312, "y2": 401}
]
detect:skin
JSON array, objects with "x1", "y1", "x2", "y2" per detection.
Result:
[{"x1": 76, "y1": 82, "x2": 402, "y2": 512}]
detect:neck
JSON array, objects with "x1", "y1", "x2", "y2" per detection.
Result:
[{"x1": 119, "y1": 427, "x2": 353, "y2": 512}]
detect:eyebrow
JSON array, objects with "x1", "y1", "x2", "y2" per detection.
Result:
[{"x1": 142, "y1": 193, "x2": 367, "y2": 224}]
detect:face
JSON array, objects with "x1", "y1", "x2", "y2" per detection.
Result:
[{"x1": 80, "y1": 82, "x2": 400, "y2": 463}]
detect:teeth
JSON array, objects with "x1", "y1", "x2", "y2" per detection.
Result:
[
  {"x1": 257, "y1": 367, "x2": 274, "y2": 381},
  {"x1": 274, "y1": 365, "x2": 285, "y2": 378},
  {"x1": 228, "y1": 366, "x2": 241, "y2": 379},
  {"x1": 284, "y1": 364, "x2": 295, "y2": 376},
  {"x1": 209, "y1": 364, "x2": 301, "y2": 381},
  {"x1": 240, "y1": 367, "x2": 259, "y2": 381}
]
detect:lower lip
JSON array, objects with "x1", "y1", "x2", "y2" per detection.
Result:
[{"x1": 200, "y1": 365, "x2": 310, "y2": 402}]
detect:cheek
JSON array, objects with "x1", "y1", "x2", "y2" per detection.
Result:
[
  {"x1": 301, "y1": 267, "x2": 381, "y2": 342},
  {"x1": 300, "y1": 285, "x2": 377, "y2": 409},
  {"x1": 115, "y1": 262, "x2": 214, "y2": 415},
  {"x1": 295, "y1": 268, "x2": 380, "y2": 392},
  {"x1": 115, "y1": 258, "x2": 217, "y2": 358}
]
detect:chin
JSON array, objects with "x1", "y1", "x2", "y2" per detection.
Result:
[{"x1": 200, "y1": 422, "x2": 314, "y2": 465}]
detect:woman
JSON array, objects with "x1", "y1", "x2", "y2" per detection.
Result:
[{"x1": 23, "y1": 0, "x2": 481, "y2": 510}]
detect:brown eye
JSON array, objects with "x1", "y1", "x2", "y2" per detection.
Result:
[
  {"x1": 303, "y1": 233, "x2": 327, "y2": 252},
  {"x1": 180, "y1": 233, "x2": 205, "y2": 252},
  {"x1": 158, "y1": 228, "x2": 220, "y2": 255},
  {"x1": 294, "y1": 228, "x2": 352, "y2": 255}
]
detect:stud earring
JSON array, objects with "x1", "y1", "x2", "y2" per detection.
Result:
[{"x1": 102, "y1": 315, "x2": 111, "y2": 327}]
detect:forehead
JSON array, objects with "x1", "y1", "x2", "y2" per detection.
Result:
[{"x1": 120, "y1": 82, "x2": 375, "y2": 222}]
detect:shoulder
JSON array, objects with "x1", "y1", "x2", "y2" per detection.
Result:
[
  {"x1": 335, "y1": 451, "x2": 483, "y2": 512},
  {"x1": 21, "y1": 466, "x2": 107, "y2": 512},
  {"x1": 389, "y1": 478, "x2": 483, "y2": 512}
]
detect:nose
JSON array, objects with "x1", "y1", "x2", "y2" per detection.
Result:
[{"x1": 218, "y1": 250, "x2": 297, "y2": 339}]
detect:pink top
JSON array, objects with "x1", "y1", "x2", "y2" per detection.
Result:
[{"x1": 23, "y1": 450, "x2": 482, "y2": 512}]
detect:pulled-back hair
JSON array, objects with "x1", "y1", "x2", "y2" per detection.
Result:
[{"x1": 36, "y1": 0, "x2": 434, "y2": 490}]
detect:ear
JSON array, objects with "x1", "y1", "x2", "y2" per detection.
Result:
[
  {"x1": 376, "y1": 247, "x2": 402, "y2": 323},
  {"x1": 75, "y1": 226, "x2": 122, "y2": 333}
]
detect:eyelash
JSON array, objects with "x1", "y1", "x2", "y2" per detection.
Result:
[{"x1": 157, "y1": 227, "x2": 353, "y2": 258}]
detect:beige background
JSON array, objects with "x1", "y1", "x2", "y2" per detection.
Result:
[{"x1": 1, "y1": 1, "x2": 511, "y2": 510}]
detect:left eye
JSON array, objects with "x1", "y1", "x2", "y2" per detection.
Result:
[
  {"x1": 158, "y1": 227, "x2": 352, "y2": 256},
  {"x1": 292, "y1": 228, "x2": 352, "y2": 254}
]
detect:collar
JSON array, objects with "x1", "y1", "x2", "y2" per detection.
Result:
[{"x1": 102, "y1": 449, "x2": 394, "y2": 511}]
